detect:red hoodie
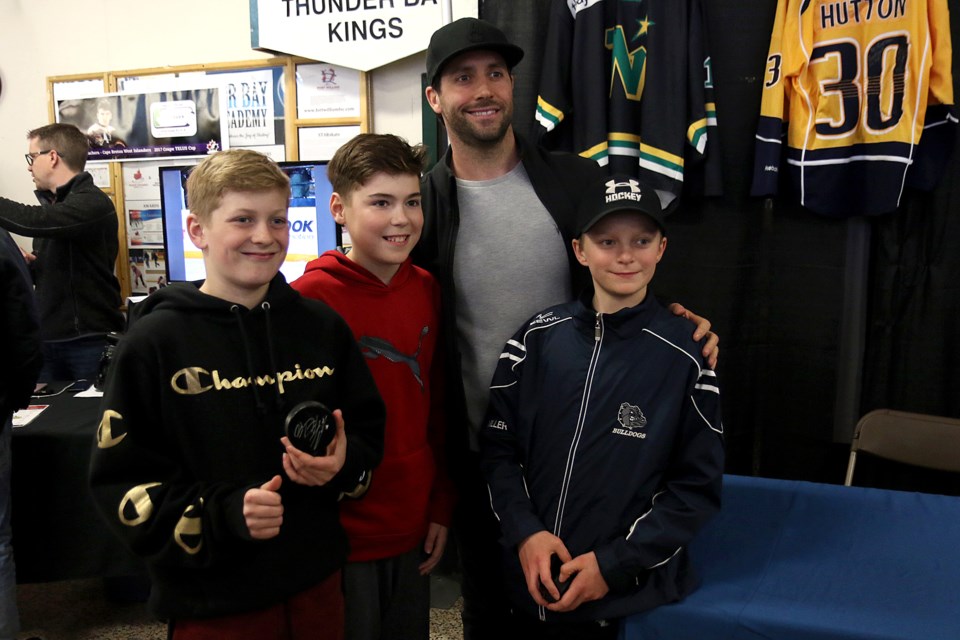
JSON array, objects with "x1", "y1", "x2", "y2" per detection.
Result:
[{"x1": 292, "y1": 251, "x2": 455, "y2": 561}]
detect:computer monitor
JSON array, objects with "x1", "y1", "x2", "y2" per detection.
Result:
[{"x1": 159, "y1": 160, "x2": 340, "y2": 284}]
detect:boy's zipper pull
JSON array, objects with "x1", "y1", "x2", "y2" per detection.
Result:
[{"x1": 595, "y1": 312, "x2": 602, "y2": 341}]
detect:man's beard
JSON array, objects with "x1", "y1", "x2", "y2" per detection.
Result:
[{"x1": 443, "y1": 101, "x2": 513, "y2": 148}]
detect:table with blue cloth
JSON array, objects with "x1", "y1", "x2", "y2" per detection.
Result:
[{"x1": 621, "y1": 474, "x2": 960, "y2": 640}]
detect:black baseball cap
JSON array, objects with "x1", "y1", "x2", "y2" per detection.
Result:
[
  {"x1": 426, "y1": 18, "x2": 525, "y2": 86},
  {"x1": 577, "y1": 175, "x2": 666, "y2": 236}
]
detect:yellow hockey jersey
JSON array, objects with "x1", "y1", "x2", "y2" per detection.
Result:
[{"x1": 751, "y1": 0, "x2": 956, "y2": 216}]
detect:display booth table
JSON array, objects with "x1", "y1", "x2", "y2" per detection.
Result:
[
  {"x1": 621, "y1": 474, "x2": 960, "y2": 640},
  {"x1": 11, "y1": 387, "x2": 143, "y2": 583}
]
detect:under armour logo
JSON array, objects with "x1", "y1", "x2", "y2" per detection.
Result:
[{"x1": 605, "y1": 179, "x2": 642, "y2": 194}]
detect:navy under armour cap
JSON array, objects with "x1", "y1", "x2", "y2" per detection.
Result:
[
  {"x1": 577, "y1": 175, "x2": 666, "y2": 236},
  {"x1": 426, "y1": 18, "x2": 524, "y2": 86}
]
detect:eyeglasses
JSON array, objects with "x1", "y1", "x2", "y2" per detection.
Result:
[{"x1": 25, "y1": 149, "x2": 55, "y2": 166}]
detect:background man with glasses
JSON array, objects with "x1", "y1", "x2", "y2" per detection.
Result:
[{"x1": 0, "y1": 123, "x2": 123, "y2": 383}]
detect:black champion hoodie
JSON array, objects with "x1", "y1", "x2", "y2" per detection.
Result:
[{"x1": 89, "y1": 274, "x2": 385, "y2": 621}]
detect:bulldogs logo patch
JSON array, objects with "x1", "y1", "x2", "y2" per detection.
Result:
[
  {"x1": 613, "y1": 403, "x2": 648, "y2": 439},
  {"x1": 618, "y1": 402, "x2": 647, "y2": 429}
]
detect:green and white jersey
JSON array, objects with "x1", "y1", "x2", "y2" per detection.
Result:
[{"x1": 536, "y1": 0, "x2": 722, "y2": 207}]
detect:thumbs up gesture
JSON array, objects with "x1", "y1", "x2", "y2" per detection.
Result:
[{"x1": 243, "y1": 474, "x2": 284, "y2": 540}]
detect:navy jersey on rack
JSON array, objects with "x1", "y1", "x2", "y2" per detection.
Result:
[
  {"x1": 751, "y1": 0, "x2": 957, "y2": 216},
  {"x1": 536, "y1": 0, "x2": 722, "y2": 208}
]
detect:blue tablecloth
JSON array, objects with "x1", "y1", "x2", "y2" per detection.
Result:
[{"x1": 621, "y1": 474, "x2": 960, "y2": 640}]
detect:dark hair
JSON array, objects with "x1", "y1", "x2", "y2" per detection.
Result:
[
  {"x1": 327, "y1": 133, "x2": 426, "y2": 197},
  {"x1": 27, "y1": 123, "x2": 90, "y2": 172}
]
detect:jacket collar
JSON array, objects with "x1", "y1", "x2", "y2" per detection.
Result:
[
  {"x1": 575, "y1": 286, "x2": 662, "y2": 338},
  {"x1": 35, "y1": 171, "x2": 89, "y2": 204}
]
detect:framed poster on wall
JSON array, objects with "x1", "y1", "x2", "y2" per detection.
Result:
[
  {"x1": 55, "y1": 84, "x2": 229, "y2": 163},
  {"x1": 296, "y1": 63, "x2": 362, "y2": 120}
]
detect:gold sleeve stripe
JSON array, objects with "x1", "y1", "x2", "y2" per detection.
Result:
[
  {"x1": 687, "y1": 117, "x2": 709, "y2": 144},
  {"x1": 537, "y1": 96, "x2": 565, "y2": 120}
]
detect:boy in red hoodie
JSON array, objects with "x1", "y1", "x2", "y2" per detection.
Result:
[{"x1": 292, "y1": 133, "x2": 454, "y2": 640}]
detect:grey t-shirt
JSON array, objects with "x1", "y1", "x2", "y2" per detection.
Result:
[{"x1": 454, "y1": 162, "x2": 572, "y2": 450}]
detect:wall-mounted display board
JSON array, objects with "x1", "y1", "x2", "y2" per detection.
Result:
[{"x1": 47, "y1": 57, "x2": 370, "y2": 299}]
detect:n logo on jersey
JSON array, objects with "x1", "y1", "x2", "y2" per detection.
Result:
[{"x1": 606, "y1": 25, "x2": 647, "y2": 101}]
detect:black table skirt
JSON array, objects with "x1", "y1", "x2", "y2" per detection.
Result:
[{"x1": 11, "y1": 386, "x2": 144, "y2": 583}]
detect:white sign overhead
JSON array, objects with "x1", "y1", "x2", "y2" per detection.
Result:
[{"x1": 252, "y1": 0, "x2": 444, "y2": 72}]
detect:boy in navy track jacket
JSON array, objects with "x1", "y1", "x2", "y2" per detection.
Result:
[{"x1": 480, "y1": 174, "x2": 724, "y2": 638}]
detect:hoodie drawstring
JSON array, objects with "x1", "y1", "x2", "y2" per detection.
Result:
[
  {"x1": 231, "y1": 304, "x2": 270, "y2": 415},
  {"x1": 261, "y1": 301, "x2": 284, "y2": 411}
]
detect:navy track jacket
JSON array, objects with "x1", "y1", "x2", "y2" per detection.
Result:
[{"x1": 480, "y1": 292, "x2": 724, "y2": 622}]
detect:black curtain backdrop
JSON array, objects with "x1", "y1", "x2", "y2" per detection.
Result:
[{"x1": 480, "y1": 0, "x2": 960, "y2": 485}]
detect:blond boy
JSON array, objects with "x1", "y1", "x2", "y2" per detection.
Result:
[{"x1": 90, "y1": 149, "x2": 385, "y2": 639}]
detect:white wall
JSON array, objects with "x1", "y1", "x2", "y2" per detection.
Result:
[{"x1": 0, "y1": 0, "x2": 476, "y2": 247}]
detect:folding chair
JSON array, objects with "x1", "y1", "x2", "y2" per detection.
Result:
[{"x1": 844, "y1": 409, "x2": 960, "y2": 486}]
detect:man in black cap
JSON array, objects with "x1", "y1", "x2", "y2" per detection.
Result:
[{"x1": 416, "y1": 18, "x2": 719, "y2": 639}]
